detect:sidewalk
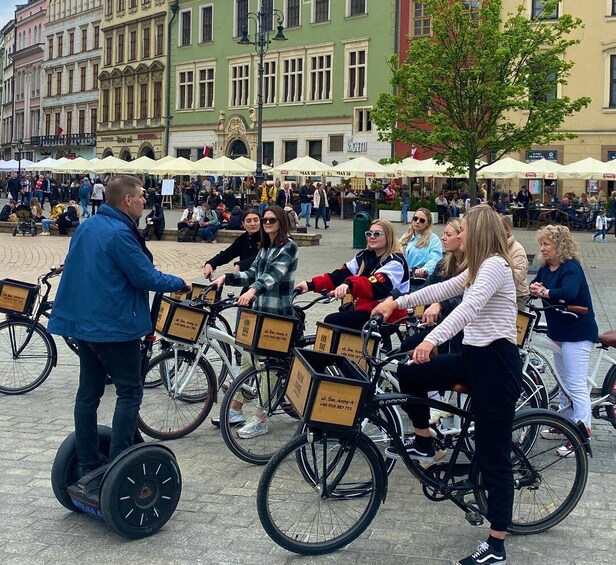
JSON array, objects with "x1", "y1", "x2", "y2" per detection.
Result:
[{"x1": 0, "y1": 217, "x2": 614, "y2": 564}]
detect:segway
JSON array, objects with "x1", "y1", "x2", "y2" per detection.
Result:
[{"x1": 51, "y1": 425, "x2": 182, "y2": 539}]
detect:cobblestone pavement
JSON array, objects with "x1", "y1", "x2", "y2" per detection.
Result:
[{"x1": 0, "y1": 213, "x2": 615, "y2": 565}]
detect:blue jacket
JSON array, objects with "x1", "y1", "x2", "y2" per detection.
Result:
[{"x1": 48, "y1": 204, "x2": 185, "y2": 342}]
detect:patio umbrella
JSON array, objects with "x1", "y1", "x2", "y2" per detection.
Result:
[
  {"x1": 329, "y1": 156, "x2": 394, "y2": 178},
  {"x1": 90, "y1": 155, "x2": 132, "y2": 174},
  {"x1": 477, "y1": 157, "x2": 528, "y2": 179},
  {"x1": 520, "y1": 158, "x2": 563, "y2": 180},
  {"x1": 111, "y1": 156, "x2": 157, "y2": 174},
  {"x1": 148, "y1": 156, "x2": 199, "y2": 175},
  {"x1": 50, "y1": 157, "x2": 97, "y2": 174},
  {"x1": 0, "y1": 159, "x2": 19, "y2": 171},
  {"x1": 270, "y1": 155, "x2": 330, "y2": 176},
  {"x1": 395, "y1": 157, "x2": 456, "y2": 177},
  {"x1": 232, "y1": 156, "x2": 272, "y2": 172},
  {"x1": 25, "y1": 157, "x2": 58, "y2": 171},
  {"x1": 199, "y1": 156, "x2": 253, "y2": 176},
  {"x1": 558, "y1": 157, "x2": 616, "y2": 180},
  {"x1": 190, "y1": 156, "x2": 217, "y2": 175}
]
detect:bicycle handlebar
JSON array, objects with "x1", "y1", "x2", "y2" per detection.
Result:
[{"x1": 526, "y1": 297, "x2": 588, "y2": 317}]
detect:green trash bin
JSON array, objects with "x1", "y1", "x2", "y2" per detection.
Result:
[{"x1": 353, "y1": 211, "x2": 372, "y2": 249}]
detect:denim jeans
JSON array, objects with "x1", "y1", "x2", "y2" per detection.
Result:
[
  {"x1": 314, "y1": 206, "x2": 327, "y2": 226},
  {"x1": 74, "y1": 339, "x2": 143, "y2": 467},
  {"x1": 41, "y1": 219, "x2": 56, "y2": 232},
  {"x1": 450, "y1": 205, "x2": 460, "y2": 218},
  {"x1": 200, "y1": 225, "x2": 220, "y2": 242},
  {"x1": 298, "y1": 203, "x2": 312, "y2": 226},
  {"x1": 22, "y1": 192, "x2": 31, "y2": 205},
  {"x1": 80, "y1": 197, "x2": 89, "y2": 216},
  {"x1": 401, "y1": 203, "x2": 410, "y2": 224},
  {"x1": 592, "y1": 227, "x2": 606, "y2": 241}
]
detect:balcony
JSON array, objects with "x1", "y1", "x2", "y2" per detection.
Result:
[{"x1": 31, "y1": 133, "x2": 97, "y2": 147}]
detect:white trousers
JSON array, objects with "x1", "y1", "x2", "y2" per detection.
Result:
[{"x1": 552, "y1": 340, "x2": 594, "y2": 428}]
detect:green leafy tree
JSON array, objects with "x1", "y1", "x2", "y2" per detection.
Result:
[{"x1": 371, "y1": 0, "x2": 590, "y2": 203}]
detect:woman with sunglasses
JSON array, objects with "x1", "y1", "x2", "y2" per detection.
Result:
[
  {"x1": 373, "y1": 205, "x2": 522, "y2": 565},
  {"x1": 400, "y1": 207, "x2": 443, "y2": 281},
  {"x1": 212, "y1": 205, "x2": 298, "y2": 438},
  {"x1": 295, "y1": 220, "x2": 410, "y2": 331}
]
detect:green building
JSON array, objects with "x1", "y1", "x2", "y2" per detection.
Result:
[{"x1": 168, "y1": 0, "x2": 398, "y2": 168}]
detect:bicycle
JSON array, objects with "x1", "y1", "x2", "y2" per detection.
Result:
[{"x1": 256, "y1": 316, "x2": 591, "y2": 556}]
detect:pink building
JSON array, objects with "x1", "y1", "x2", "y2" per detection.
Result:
[{"x1": 13, "y1": 0, "x2": 46, "y2": 160}]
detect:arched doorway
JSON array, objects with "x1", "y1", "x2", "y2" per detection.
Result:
[
  {"x1": 102, "y1": 148, "x2": 114, "y2": 158},
  {"x1": 139, "y1": 144, "x2": 155, "y2": 159},
  {"x1": 120, "y1": 148, "x2": 132, "y2": 161},
  {"x1": 228, "y1": 139, "x2": 248, "y2": 158}
]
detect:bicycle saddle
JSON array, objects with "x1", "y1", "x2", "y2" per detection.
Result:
[{"x1": 598, "y1": 330, "x2": 616, "y2": 348}]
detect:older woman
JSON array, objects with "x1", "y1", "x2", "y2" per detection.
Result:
[
  {"x1": 529, "y1": 225, "x2": 598, "y2": 455},
  {"x1": 399, "y1": 207, "x2": 443, "y2": 279}
]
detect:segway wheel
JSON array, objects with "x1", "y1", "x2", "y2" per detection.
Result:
[
  {"x1": 51, "y1": 425, "x2": 112, "y2": 512},
  {"x1": 12, "y1": 227, "x2": 17, "y2": 237},
  {"x1": 100, "y1": 444, "x2": 181, "y2": 539},
  {"x1": 30, "y1": 226, "x2": 38, "y2": 237}
]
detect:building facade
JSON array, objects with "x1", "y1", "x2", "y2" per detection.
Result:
[
  {"x1": 167, "y1": 0, "x2": 397, "y2": 167},
  {"x1": 97, "y1": 0, "x2": 175, "y2": 160},
  {"x1": 1, "y1": 20, "x2": 15, "y2": 161},
  {"x1": 38, "y1": 0, "x2": 103, "y2": 160}
]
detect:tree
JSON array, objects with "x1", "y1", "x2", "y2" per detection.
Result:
[{"x1": 371, "y1": 0, "x2": 590, "y2": 203}]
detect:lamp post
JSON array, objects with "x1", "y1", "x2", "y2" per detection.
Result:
[
  {"x1": 238, "y1": 8, "x2": 286, "y2": 188},
  {"x1": 17, "y1": 138, "x2": 24, "y2": 178}
]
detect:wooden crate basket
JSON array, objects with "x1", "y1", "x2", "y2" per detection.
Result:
[
  {"x1": 0, "y1": 279, "x2": 39, "y2": 315},
  {"x1": 314, "y1": 322, "x2": 379, "y2": 371},
  {"x1": 155, "y1": 296, "x2": 208, "y2": 344},
  {"x1": 170, "y1": 282, "x2": 220, "y2": 303},
  {"x1": 234, "y1": 308, "x2": 299, "y2": 357},
  {"x1": 286, "y1": 348, "x2": 372, "y2": 431},
  {"x1": 516, "y1": 310, "x2": 535, "y2": 348}
]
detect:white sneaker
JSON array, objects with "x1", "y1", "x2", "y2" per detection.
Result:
[
  {"x1": 237, "y1": 416, "x2": 269, "y2": 439},
  {"x1": 210, "y1": 408, "x2": 245, "y2": 428},
  {"x1": 40, "y1": 231, "x2": 50, "y2": 236},
  {"x1": 556, "y1": 441, "x2": 574, "y2": 458},
  {"x1": 540, "y1": 427, "x2": 562, "y2": 440}
]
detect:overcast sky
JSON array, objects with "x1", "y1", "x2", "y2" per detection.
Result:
[{"x1": 1, "y1": 2, "x2": 21, "y2": 32}]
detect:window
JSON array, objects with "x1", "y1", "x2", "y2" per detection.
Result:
[
  {"x1": 309, "y1": 53, "x2": 332, "y2": 102},
  {"x1": 284, "y1": 140, "x2": 297, "y2": 161},
  {"x1": 117, "y1": 33, "x2": 124, "y2": 63},
  {"x1": 69, "y1": 32, "x2": 75, "y2": 55},
  {"x1": 201, "y1": 6, "x2": 213, "y2": 43},
  {"x1": 263, "y1": 142, "x2": 274, "y2": 167},
  {"x1": 45, "y1": 113, "x2": 51, "y2": 136},
  {"x1": 126, "y1": 85, "x2": 135, "y2": 119},
  {"x1": 68, "y1": 68, "x2": 74, "y2": 93},
  {"x1": 230, "y1": 63, "x2": 249, "y2": 106},
  {"x1": 261, "y1": 0, "x2": 274, "y2": 32},
  {"x1": 610, "y1": 55, "x2": 616, "y2": 107},
  {"x1": 413, "y1": 2, "x2": 430, "y2": 36},
  {"x1": 102, "y1": 89, "x2": 110, "y2": 121},
  {"x1": 356, "y1": 108, "x2": 372, "y2": 132},
  {"x1": 308, "y1": 139, "x2": 322, "y2": 161},
  {"x1": 532, "y1": 0, "x2": 557, "y2": 19},
  {"x1": 153, "y1": 82, "x2": 162, "y2": 117},
  {"x1": 349, "y1": 0, "x2": 366, "y2": 16},
  {"x1": 282, "y1": 56, "x2": 303, "y2": 103},
  {"x1": 129, "y1": 30, "x2": 137, "y2": 60},
  {"x1": 462, "y1": 0, "x2": 480, "y2": 9},
  {"x1": 140, "y1": 83, "x2": 148, "y2": 118},
  {"x1": 79, "y1": 109, "x2": 85, "y2": 134},
  {"x1": 155, "y1": 24, "x2": 164, "y2": 55},
  {"x1": 236, "y1": 0, "x2": 248, "y2": 37},
  {"x1": 81, "y1": 28, "x2": 88, "y2": 52},
  {"x1": 56, "y1": 70, "x2": 62, "y2": 95},
  {"x1": 66, "y1": 111, "x2": 72, "y2": 135},
  {"x1": 93, "y1": 64, "x2": 99, "y2": 89},
  {"x1": 48, "y1": 37, "x2": 54, "y2": 59},
  {"x1": 57, "y1": 34, "x2": 63, "y2": 58},
  {"x1": 314, "y1": 0, "x2": 329, "y2": 23},
  {"x1": 118, "y1": 0, "x2": 125, "y2": 10},
  {"x1": 94, "y1": 26, "x2": 100, "y2": 49},
  {"x1": 613, "y1": 0, "x2": 616, "y2": 16},
  {"x1": 114, "y1": 87, "x2": 122, "y2": 121},
  {"x1": 286, "y1": 0, "x2": 300, "y2": 27},
  {"x1": 178, "y1": 70, "x2": 194, "y2": 109},
  {"x1": 347, "y1": 48, "x2": 367, "y2": 98},
  {"x1": 263, "y1": 60, "x2": 277, "y2": 104},
  {"x1": 46, "y1": 72, "x2": 52, "y2": 96},
  {"x1": 142, "y1": 27, "x2": 150, "y2": 58},
  {"x1": 329, "y1": 134, "x2": 344, "y2": 152},
  {"x1": 80, "y1": 66, "x2": 86, "y2": 90},
  {"x1": 105, "y1": 36, "x2": 112, "y2": 65},
  {"x1": 105, "y1": 0, "x2": 112, "y2": 16},
  {"x1": 198, "y1": 67, "x2": 215, "y2": 108},
  {"x1": 180, "y1": 10, "x2": 191, "y2": 46},
  {"x1": 130, "y1": 0, "x2": 137, "y2": 7},
  {"x1": 91, "y1": 107, "x2": 97, "y2": 133}
]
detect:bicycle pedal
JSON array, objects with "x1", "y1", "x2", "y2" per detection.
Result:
[{"x1": 464, "y1": 511, "x2": 484, "y2": 527}]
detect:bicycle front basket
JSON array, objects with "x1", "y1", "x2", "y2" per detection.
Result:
[
  {"x1": 0, "y1": 278, "x2": 39, "y2": 315},
  {"x1": 314, "y1": 322, "x2": 379, "y2": 371},
  {"x1": 155, "y1": 296, "x2": 208, "y2": 344},
  {"x1": 234, "y1": 308, "x2": 299, "y2": 357}
]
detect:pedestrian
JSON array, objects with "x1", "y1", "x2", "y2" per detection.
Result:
[
  {"x1": 79, "y1": 177, "x2": 91, "y2": 217},
  {"x1": 400, "y1": 184, "x2": 411, "y2": 224},
  {"x1": 47, "y1": 175, "x2": 190, "y2": 477},
  {"x1": 592, "y1": 209, "x2": 611, "y2": 243},
  {"x1": 7, "y1": 172, "x2": 21, "y2": 201},
  {"x1": 90, "y1": 178, "x2": 105, "y2": 215},
  {"x1": 21, "y1": 174, "x2": 32, "y2": 205},
  {"x1": 313, "y1": 183, "x2": 329, "y2": 229},
  {"x1": 400, "y1": 207, "x2": 443, "y2": 280},
  {"x1": 297, "y1": 180, "x2": 313, "y2": 227}
]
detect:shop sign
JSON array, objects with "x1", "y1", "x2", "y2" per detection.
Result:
[
  {"x1": 527, "y1": 150, "x2": 557, "y2": 161},
  {"x1": 347, "y1": 137, "x2": 368, "y2": 153}
]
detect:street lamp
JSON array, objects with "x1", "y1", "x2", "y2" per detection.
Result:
[
  {"x1": 238, "y1": 7, "x2": 286, "y2": 187},
  {"x1": 17, "y1": 139, "x2": 24, "y2": 178}
]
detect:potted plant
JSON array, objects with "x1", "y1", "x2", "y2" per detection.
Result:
[{"x1": 378, "y1": 196, "x2": 403, "y2": 222}]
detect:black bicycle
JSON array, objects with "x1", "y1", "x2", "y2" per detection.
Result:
[{"x1": 256, "y1": 316, "x2": 591, "y2": 555}]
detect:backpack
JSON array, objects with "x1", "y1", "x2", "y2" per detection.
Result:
[
  {"x1": 177, "y1": 226, "x2": 193, "y2": 242},
  {"x1": 286, "y1": 208, "x2": 298, "y2": 232}
]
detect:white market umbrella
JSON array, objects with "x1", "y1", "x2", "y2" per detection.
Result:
[
  {"x1": 0, "y1": 159, "x2": 20, "y2": 171},
  {"x1": 25, "y1": 157, "x2": 58, "y2": 171},
  {"x1": 191, "y1": 156, "x2": 217, "y2": 175},
  {"x1": 270, "y1": 155, "x2": 330, "y2": 176},
  {"x1": 520, "y1": 158, "x2": 563, "y2": 180},
  {"x1": 477, "y1": 157, "x2": 528, "y2": 179},
  {"x1": 111, "y1": 156, "x2": 157, "y2": 174},
  {"x1": 199, "y1": 156, "x2": 253, "y2": 176},
  {"x1": 329, "y1": 156, "x2": 394, "y2": 178},
  {"x1": 148, "y1": 156, "x2": 199, "y2": 175},
  {"x1": 232, "y1": 156, "x2": 272, "y2": 173},
  {"x1": 90, "y1": 155, "x2": 132, "y2": 173},
  {"x1": 558, "y1": 157, "x2": 615, "y2": 180},
  {"x1": 50, "y1": 157, "x2": 97, "y2": 174},
  {"x1": 395, "y1": 157, "x2": 456, "y2": 177}
]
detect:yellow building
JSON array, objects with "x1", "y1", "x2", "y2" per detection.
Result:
[{"x1": 97, "y1": 0, "x2": 176, "y2": 160}]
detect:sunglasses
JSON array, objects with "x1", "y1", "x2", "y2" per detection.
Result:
[
  {"x1": 365, "y1": 230, "x2": 385, "y2": 238},
  {"x1": 262, "y1": 217, "x2": 278, "y2": 225},
  {"x1": 412, "y1": 216, "x2": 427, "y2": 224}
]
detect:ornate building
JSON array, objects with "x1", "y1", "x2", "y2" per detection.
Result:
[
  {"x1": 97, "y1": 0, "x2": 175, "y2": 160},
  {"x1": 38, "y1": 0, "x2": 103, "y2": 160},
  {"x1": 0, "y1": 20, "x2": 15, "y2": 160}
]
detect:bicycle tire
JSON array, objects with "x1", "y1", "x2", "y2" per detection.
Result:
[
  {"x1": 219, "y1": 363, "x2": 296, "y2": 465},
  {"x1": 0, "y1": 319, "x2": 56, "y2": 394},
  {"x1": 528, "y1": 346, "x2": 559, "y2": 402},
  {"x1": 257, "y1": 432, "x2": 385, "y2": 555},
  {"x1": 137, "y1": 349, "x2": 216, "y2": 440},
  {"x1": 601, "y1": 364, "x2": 616, "y2": 429},
  {"x1": 474, "y1": 410, "x2": 588, "y2": 534}
]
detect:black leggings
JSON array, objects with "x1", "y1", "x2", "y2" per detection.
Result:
[{"x1": 397, "y1": 339, "x2": 522, "y2": 532}]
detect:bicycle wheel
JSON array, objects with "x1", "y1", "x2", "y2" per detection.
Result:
[
  {"x1": 0, "y1": 319, "x2": 56, "y2": 394},
  {"x1": 257, "y1": 432, "x2": 385, "y2": 555},
  {"x1": 528, "y1": 347, "x2": 559, "y2": 403},
  {"x1": 138, "y1": 349, "x2": 216, "y2": 440},
  {"x1": 474, "y1": 410, "x2": 588, "y2": 534},
  {"x1": 219, "y1": 362, "x2": 296, "y2": 465},
  {"x1": 601, "y1": 364, "x2": 616, "y2": 429}
]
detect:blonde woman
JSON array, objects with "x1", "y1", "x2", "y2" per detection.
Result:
[
  {"x1": 373, "y1": 205, "x2": 522, "y2": 565},
  {"x1": 296, "y1": 219, "x2": 410, "y2": 330},
  {"x1": 400, "y1": 207, "x2": 443, "y2": 279}
]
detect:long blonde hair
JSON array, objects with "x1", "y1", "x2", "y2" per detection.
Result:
[
  {"x1": 438, "y1": 218, "x2": 465, "y2": 278},
  {"x1": 400, "y1": 207, "x2": 433, "y2": 248},
  {"x1": 536, "y1": 224, "x2": 581, "y2": 264},
  {"x1": 463, "y1": 205, "x2": 513, "y2": 286}
]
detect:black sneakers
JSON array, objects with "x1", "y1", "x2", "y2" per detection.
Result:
[
  {"x1": 457, "y1": 541, "x2": 507, "y2": 565},
  {"x1": 384, "y1": 435, "x2": 435, "y2": 463}
]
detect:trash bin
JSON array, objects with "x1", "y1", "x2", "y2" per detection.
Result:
[{"x1": 353, "y1": 211, "x2": 372, "y2": 249}]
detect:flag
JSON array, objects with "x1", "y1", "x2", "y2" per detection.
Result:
[
  {"x1": 203, "y1": 145, "x2": 212, "y2": 157},
  {"x1": 56, "y1": 125, "x2": 64, "y2": 136}
]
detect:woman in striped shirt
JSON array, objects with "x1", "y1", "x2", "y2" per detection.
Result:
[{"x1": 373, "y1": 205, "x2": 522, "y2": 565}]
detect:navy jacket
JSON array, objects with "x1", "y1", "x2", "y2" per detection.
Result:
[{"x1": 48, "y1": 204, "x2": 184, "y2": 342}]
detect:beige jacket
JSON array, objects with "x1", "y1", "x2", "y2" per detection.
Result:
[{"x1": 508, "y1": 235, "x2": 529, "y2": 301}]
